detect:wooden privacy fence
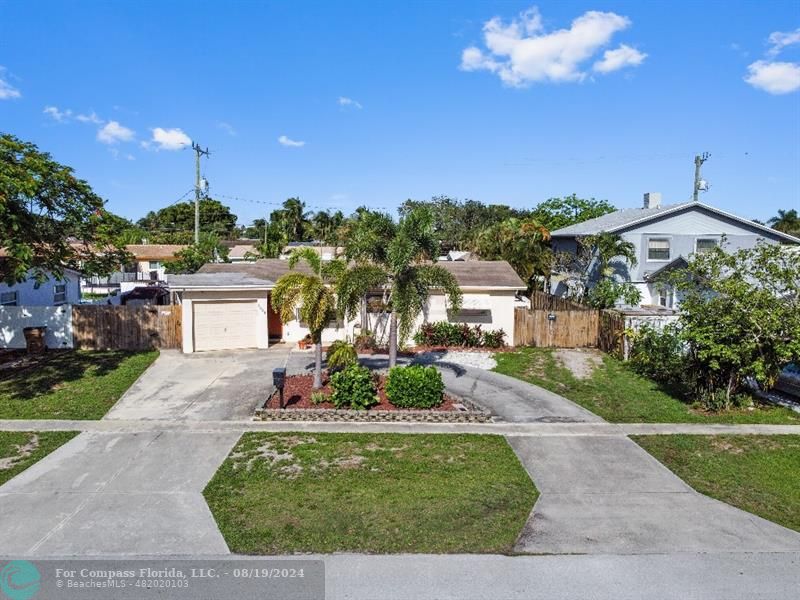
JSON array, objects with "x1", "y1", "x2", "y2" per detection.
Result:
[
  {"x1": 598, "y1": 309, "x2": 626, "y2": 358},
  {"x1": 72, "y1": 305, "x2": 182, "y2": 350},
  {"x1": 514, "y1": 307, "x2": 600, "y2": 348}
]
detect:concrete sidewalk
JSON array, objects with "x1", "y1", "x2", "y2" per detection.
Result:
[{"x1": 508, "y1": 435, "x2": 800, "y2": 554}]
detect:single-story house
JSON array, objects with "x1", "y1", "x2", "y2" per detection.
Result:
[
  {"x1": 550, "y1": 193, "x2": 800, "y2": 308},
  {"x1": 168, "y1": 259, "x2": 526, "y2": 352}
]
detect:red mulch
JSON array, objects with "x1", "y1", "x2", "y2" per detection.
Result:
[
  {"x1": 265, "y1": 372, "x2": 460, "y2": 411},
  {"x1": 352, "y1": 345, "x2": 512, "y2": 355}
]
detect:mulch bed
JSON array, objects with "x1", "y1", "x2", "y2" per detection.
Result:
[{"x1": 265, "y1": 372, "x2": 460, "y2": 412}]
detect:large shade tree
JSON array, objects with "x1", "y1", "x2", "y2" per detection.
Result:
[
  {"x1": 137, "y1": 198, "x2": 238, "y2": 238},
  {"x1": 0, "y1": 133, "x2": 130, "y2": 285},
  {"x1": 337, "y1": 207, "x2": 462, "y2": 367},
  {"x1": 271, "y1": 248, "x2": 346, "y2": 388}
]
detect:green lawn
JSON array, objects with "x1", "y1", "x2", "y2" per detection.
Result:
[
  {"x1": 0, "y1": 431, "x2": 78, "y2": 486},
  {"x1": 0, "y1": 350, "x2": 158, "y2": 419},
  {"x1": 204, "y1": 432, "x2": 537, "y2": 554},
  {"x1": 634, "y1": 435, "x2": 800, "y2": 532},
  {"x1": 494, "y1": 347, "x2": 800, "y2": 424}
]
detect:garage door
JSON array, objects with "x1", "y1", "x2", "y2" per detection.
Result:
[{"x1": 193, "y1": 300, "x2": 258, "y2": 351}]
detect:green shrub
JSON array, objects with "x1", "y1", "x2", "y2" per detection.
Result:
[
  {"x1": 385, "y1": 365, "x2": 444, "y2": 409},
  {"x1": 327, "y1": 340, "x2": 358, "y2": 371},
  {"x1": 413, "y1": 321, "x2": 506, "y2": 348},
  {"x1": 628, "y1": 323, "x2": 686, "y2": 391},
  {"x1": 310, "y1": 391, "x2": 328, "y2": 405},
  {"x1": 330, "y1": 365, "x2": 378, "y2": 410}
]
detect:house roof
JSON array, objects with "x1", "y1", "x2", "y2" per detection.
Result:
[
  {"x1": 183, "y1": 259, "x2": 525, "y2": 290},
  {"x1": 168, "y1": 272, "x2": 274, "y2": 288},
  {"x1": 227, "y1": 244, "x2": 257, "y2": 259},
  {"x1": 126, "y1": 244, "x2": 187, "y2": 260},
  {"x1": 550, "y1": 201, "x2": 800, "y2": 243},
  {"x1": 643, "y1": 256, "x2": 689, "y2": 281}
]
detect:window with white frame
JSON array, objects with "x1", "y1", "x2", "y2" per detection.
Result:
[
  {"x1": 695, "y1": 238, "x2": 718, "y2": 254},
  {"x1": 54, "y1": 283, "x2": 67, "y2": 304},
  {"x1": 647, "y1": 238, "x2": 671, "y2": 261},
  {"x1": 657, "y1": 285, "x2": 674, "y2": 308},
  {"x1": 0, "y1": 291, "x2": 18, "y2": 306},
  {"x1": 148, "y1": 261, "x2": 161, "y2": 270}
]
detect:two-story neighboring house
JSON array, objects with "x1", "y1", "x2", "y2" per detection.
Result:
[
  {"x1": 80, "y1": 244, "x2": 187, "y2": 296},
  {"x1": 550, "y1": 193, "x2": 800, "y2": 308}
]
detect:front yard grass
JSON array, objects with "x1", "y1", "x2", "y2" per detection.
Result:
[
  {"x1": 204, "y1": 432, "x2": 537, "y2": 554},
  {"x1": 0, "y1": 431, "x2": 78, "y2": 486},
  {"x1": 633, "y1": 435, "x2": 800, "y2": 532},
  {"x1": 494, "y1": 347, "x2": 800, "y2": 424},
  {"x1": 0, "y1": 350, "x2": 158, "y2": 420}
]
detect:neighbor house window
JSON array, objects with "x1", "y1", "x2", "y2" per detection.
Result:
[
  {"x1": 647, "y1": 238, "x2": 671, "y2": 261},
  {"x1": 657, "y1": 286, "x2": 674, "y2": 308},
  {"x1": 54, "y1": 284, "x2": 67, "y2": 304},
  {"x1": 148, "y1": 261, "x2": 161, "y2": 270},
  {"x1": 695, "y1": 238, "x2": 718, "y2": 254},
  {"x1": 0, "y1": 291, "x2": 17, "y2": 306}
]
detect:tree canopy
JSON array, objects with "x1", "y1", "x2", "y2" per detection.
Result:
[
  {"x1": 0, "y1": 133, "x2": 130, "y2": 285},
  {"x1": 768, "y1": 209, "x2": 800, "y2": 237},
  {"x1": 137, "y1": 198, "x2": 238, "y2": 239},
  {"x1": 530, "y1": 194, "x2": 616, "y2": 231}
]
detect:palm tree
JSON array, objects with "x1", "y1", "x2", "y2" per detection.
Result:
[
  {"x1": 271, "y1": 247, "x2": 345, "y2": 388},
  {"x1": 280, "y1": 197, "x2": 311, "y2": 241},
  {"x1": 337, "y1": 207, "x2": 462, "y2": 367},
  {"x1": 768, "y1": 209, "x2": 800, "y2": 236},
  {"x1": 584, "y1": 231, "x2": 638, "y2": 277}
]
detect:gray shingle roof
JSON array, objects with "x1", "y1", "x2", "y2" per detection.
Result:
[
  {"x1": 168, "y1": 272, "x2": 273, "y2": 288},
  {"x1": 189, "y1": 259, "x2": 525, "y2": 289},
  {"x1": 550, "y1": 202, "x2": 692, "y2": 236}
]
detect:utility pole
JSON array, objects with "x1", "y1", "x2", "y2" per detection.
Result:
[
  {"x1": 693, "y1": 152, "x2": 710, "y2": 202},
  {"x1": 192, "y1": 142, "x2": 210, "y2": 244}
]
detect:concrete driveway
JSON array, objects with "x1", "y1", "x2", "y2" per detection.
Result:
[{"x1": 105, "y1": 348, "x2": 293, "y2": 421}]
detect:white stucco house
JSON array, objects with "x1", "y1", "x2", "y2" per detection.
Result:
[
  {"x1": 168, "y1": 259, "x2": 526, "y2": 352},
  {"x1": 80, "y1": 244, "x2": 187, "y2": 296},
  {"x1": 550, "y1": 194, "x2": 800, "y2": 308},
  {"x1": 0, "y1": 269, "x2": 81, "y2": 307}
]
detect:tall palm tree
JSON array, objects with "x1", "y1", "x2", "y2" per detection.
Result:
[
  {"x1": 337, "y1": 207, "x2": 462, "y2": 367},
  {"x1": 271, "y1": 247, "x2": 344, "y2": 388},
  {"x1": 768, "y1": 209, "x2": 800, "y2": 236},
  {"x1": 584, "y1": 231, "x2": 638, "y2": 277},
  {"x1": 280, "y1": 197, "x2": 311, "y2": 241}
]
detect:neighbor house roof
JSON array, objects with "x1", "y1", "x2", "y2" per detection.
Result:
[
  {"x1": 227, "y1": 244, "x2": 257, "y2": 259},
  {"x1": 550, "y1": 201, "x2": 800, "y2": 243},
  {"x1": 126, "y1": 245, "x2": 187, "y2": 261},
  {"x1": 168, "y1": 272, "x2": 274, "y2": 289},
  {"x1": 181, "y1": 259, "x2": 525, "y2": 290}
]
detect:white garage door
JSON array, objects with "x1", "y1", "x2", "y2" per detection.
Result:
[{"x1": 193, "y1": 300, "x2": 258, "y2": 351}]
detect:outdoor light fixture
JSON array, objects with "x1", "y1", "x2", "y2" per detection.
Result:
[
  {"x1": 273, "y1": 367, "x2": 286, "y2": 409},
  {"x1": 547, "y1": 313, "x2": 557, "y2": 321}
]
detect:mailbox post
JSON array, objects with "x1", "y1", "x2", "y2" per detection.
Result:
[{"x1": 273, "y1": 367, "x2": 286, "y2": 409}]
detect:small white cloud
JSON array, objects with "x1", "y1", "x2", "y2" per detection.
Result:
[
  {"x1": 97, "y1": 120, "x2": 135, "y2": 144},
  {"x1": 0, "y1": 67, "x2": 21, "y2": 100},
  {"x1": 76, "y1": 111, "x2": 103, "y2": 124},
  {"x1": 43, "y1": 106, "x2": 72, "y2": 122},
  {"x1": 217, "y1": 121, "x2": 236, "y2": 136},
  {"x1": 744, "y1": 60, "x2": 800, "y2": 94},
  {"x1": 459, "y1": 6, "x2": 643, "y2": 86},
  {"x1": 148, "y1": 127, "x2": 191, "y2": 151},
  {"x1": 338, "y1": 96, "x2": 363, "y2": 109},
  {"x1": 125, "y1": 153, "x2": 135, "y2": 161},
  {"x1": 593, "y1": 44, "x2": 647, "y2": 73},
  {"x1": 330, "y1": 193, "x2": 348, "y2": 201},
  {"x1": 278, "y1": 135, "x2": 305, "y2": 147},
  {"x1": 767, "y1": 28, "x2": 800, "y2": 56}
]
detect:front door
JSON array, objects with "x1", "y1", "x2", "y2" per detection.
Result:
[{"x1": 267, "y1": 294, "x2": 283, "y2": 341}]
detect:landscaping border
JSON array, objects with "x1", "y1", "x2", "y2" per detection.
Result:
[{"x1": 255, "y1": 396, "x2": 491, "y2": 423}]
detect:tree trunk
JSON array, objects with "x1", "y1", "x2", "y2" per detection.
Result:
[
  {"x1": 313, "y1": 341, "x2": 323, "y2": 389},
  {"x1": 388, "y1": 311, "x2": 398, "y2": 368}
]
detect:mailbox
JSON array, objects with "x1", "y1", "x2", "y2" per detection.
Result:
[{"x1": 273, "y1": 368, "x2": 287, "y2": 409}]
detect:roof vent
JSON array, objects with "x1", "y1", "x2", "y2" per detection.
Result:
[{"x1": 643, "y1": 192, "x2": 662, "y2": 209}]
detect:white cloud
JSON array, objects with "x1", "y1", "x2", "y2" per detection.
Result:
[
  {"x1": 0, "y1": 67, "x2": 21, "y2": 100},
  {"x1": 767, "y1": 28, "x2": 800, "y2": 56},
  {"x1": 97, "y1": 120, "x2": 135, "y2": 144},
  {"x1": 76, "y1": 111, "x2": 103, "y2": 124},
  {"x1": 460, "y1": 6, "x2": 644, "y2": 86},
  {"x1": 43, "y1": 106, "x2": 72, "y2": 122},
  {"x1": 217, "y1": 121, "x2": 236, "y2": 136},
  {"x1": 278, "y1": 135, "x2": 305, "y2": 147},
  {"x1": 147, "y1": 127, "x2": 191, "y2": 151},
  {"x1": 744, "y1": 60, "x2": 800, "y2": 94},
  {"x1": 593, "y1": 44, "x2": 647, "y2": 73},
  {"x1": 338, "y1": 96, "x2": 363, "y2": 109}
]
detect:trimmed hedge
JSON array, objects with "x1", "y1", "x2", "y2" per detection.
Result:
[
  {"x1": 413, "y1": 322, "x2": 506, "y2": 348},
  {"x1": 385, "y1": 365, "x2": 444, "y2": 409}
]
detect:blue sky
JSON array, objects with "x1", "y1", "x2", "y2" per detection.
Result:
[{"x1": 1, "y1": 1, "x2": 798, "y2": 227}]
